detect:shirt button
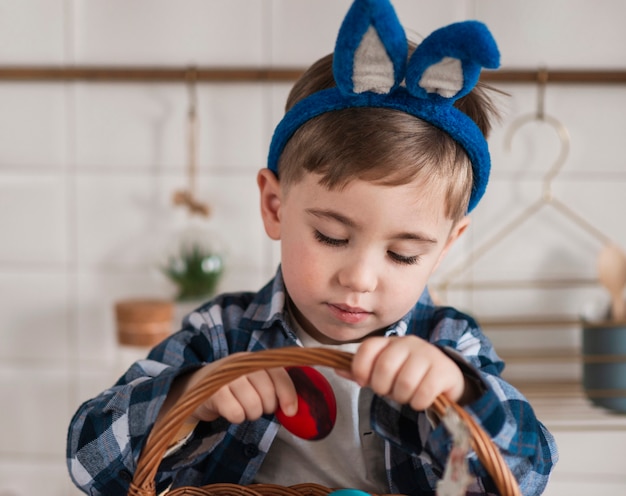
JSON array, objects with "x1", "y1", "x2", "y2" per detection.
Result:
[
  {"x1": 119, "y1": 469, "x2": 132, "y2": 482},
  {"x1": 243, "y1": 443, "x2": 259, "y2": 458}
]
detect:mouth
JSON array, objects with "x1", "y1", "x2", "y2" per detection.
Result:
[{"x1": 327, "y1": 303, "x2": 372, "y2": 324}]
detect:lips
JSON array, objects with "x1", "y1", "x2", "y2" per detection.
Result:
[{"x1": 327, "y1": 302, "x2": 372, "y2": 324}]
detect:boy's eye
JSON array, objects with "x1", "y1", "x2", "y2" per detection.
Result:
[
  {"x1": 388, "y1": 251, "x2": 420, "y2": 265},
  {"x1": 314, "y1": 230, "x2": 347, "y2": 247}
]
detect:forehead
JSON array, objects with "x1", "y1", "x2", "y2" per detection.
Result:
[{"x1": 287, "y1": 172, "x2": 452, "y2": 227}]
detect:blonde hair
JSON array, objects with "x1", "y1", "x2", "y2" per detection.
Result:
[{"x1": 277, "y1": 51, "x2": 501, "y2": 222}]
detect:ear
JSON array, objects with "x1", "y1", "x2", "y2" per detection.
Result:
[
  {"x1": 433, "y1": 216, "x2": 471, "y2": 272},
  {"x1": 257, "y1": 169, "x2": 282, "y2": 240}
]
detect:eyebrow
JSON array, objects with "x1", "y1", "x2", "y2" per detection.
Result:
[{"x1": 305, "y1": 208, "x2": 438, "y2": 244}]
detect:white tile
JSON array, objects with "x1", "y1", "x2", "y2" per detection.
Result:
[
  {"x1": 475, "y1": 0, "x2": 626, "y2": 67},
  {"x1": 74, "y1": 83, "x2": 184, "y2": 171},
  {"x1": 0, "y1": 365, "x2": 72, "y2": 456},
  {"x1": 542, "y1": 86, "x2": 626, "y2": 174},
  {"x1": 270, "y1": 0, "x2": 470, "y2": 66},
  {"x1": 391, "y1": 0, "x2": 476, "y2": 39},
  {"x1": 0, "y1": 0, "x2": 66, "y2": 63},
  {"x1": 0, "y1": 459, "x2": 79, "y2": 496},
  {"x1": 75, "y1": 173, "x2": 265, "y2": 272},
  {"x1": 73, "y1": 0, "x2": 263, "y2": 65},
  {"x1": 267, "y1": 238, "x2": 281, "y2": 279},
  {"x1": 74, "y1": 367, "x2": 122, "y2": 408},
  {"x1": 196, "y1": 84, "x2": 266, "y2": 172},
  {"x1": 544, "y1": 481, "x2": 626, "y2": 496},
  {"x1": 0, "y1": 85, "x2": 68, "y2": 169},
  {"x1": 490, "y1": 85, "x2": 626, "y2": 176},
  {"x1": 74, "y1": 174, "x2": 169, "y2": 271},
  {"x1": 192, "y1": 175, "x2": 266, "y2": 271},
  {"x1": 558, "y1": 180, "x2": 626, "y2": 249},
  {"x1": 217, "y1": 265, "x2": 271, "y2": 295},
  {"x1": 270, "y1": 0, "x2": 351, "y2": 66},
  {"x1": 267, "y1": 83, "x2": 293, "y2": 148},
  {"x1": 0, "y1": 272, "x2": 70, "y2": 363},
  {"x1": 74, "y1": 83, "x2": 265, "y2": 172},
  {"x1": 0, "y1": 175, "x2": 68, "y2": 264},
  {"x1": 551, "y1": 430, "x2": 626, "y2": 479}
]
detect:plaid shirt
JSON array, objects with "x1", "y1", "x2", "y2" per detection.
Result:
[{"x1": 67, "y1": 269, "x2": 557, "y2": 495}]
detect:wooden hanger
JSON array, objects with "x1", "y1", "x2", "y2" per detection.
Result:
[{"x1": 435, "y1": 69, "x2": 612, "y2": 293}]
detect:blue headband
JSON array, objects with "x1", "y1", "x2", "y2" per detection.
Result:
[{"x1": 267, "y1": 0, "x2": 500, "y2": 212}]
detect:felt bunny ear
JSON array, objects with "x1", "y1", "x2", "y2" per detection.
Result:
[
  {"x1": 333, "y1": 0, "x2": 407, "y2": 95},
  {"x1": 406, "y1": 21, "x2": 500, "y2": 102}
]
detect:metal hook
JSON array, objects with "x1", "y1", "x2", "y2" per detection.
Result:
[{"x1": 503, "y1": 68, "x2": 571, "y2": 200}]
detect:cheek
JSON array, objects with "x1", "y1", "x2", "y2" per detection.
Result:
[
  {"x1": 281, "y1": 238, "x2": 327, "y2": 289},
  {"x1": 383, "y1": 267, "x2": 432, "y2": 306}
]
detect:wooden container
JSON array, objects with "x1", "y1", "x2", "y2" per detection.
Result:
[
  {"x1": 582, "y1": 320, "x2": 626, "y2": 413},
  {"x1": 115, "y1": 299, "x2": 173, "y2": 347}
]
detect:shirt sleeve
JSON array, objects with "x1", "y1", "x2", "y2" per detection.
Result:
[
  {"x1": 66, "y1": 310, "x2": 222, "y2": 495},
  {"x1": 371, "y1": 307, "x2": 559, "y2": 496}
]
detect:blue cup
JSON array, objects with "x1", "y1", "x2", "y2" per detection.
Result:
[{"x1": 582, "y1": 320, "x2": 626, "y2": 413}]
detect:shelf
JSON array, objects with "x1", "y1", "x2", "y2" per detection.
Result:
[
  {"x1": 510, "y1": 380, "x2": 626, "y2": 430},
  {"x1": 478, "y1": 316, "x2": 582, "y2": 328},
  {"x1": 499, "y1": 349, "x2": 580, "y2": 364}
]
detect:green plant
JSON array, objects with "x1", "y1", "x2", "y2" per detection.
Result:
[{"x1": 162, "y1": 243, "x2": 224, "y2": 302}]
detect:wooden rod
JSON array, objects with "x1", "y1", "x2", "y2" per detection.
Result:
[
  {"x1": 482, "y1": 69, "x2": 626, "y2": 84},
  {"x1": 0, "y1": 66, "x2": 624, "y2": 84},
  {"x1": 0, "y1": 66, "x2": 305, "y2": 83}
]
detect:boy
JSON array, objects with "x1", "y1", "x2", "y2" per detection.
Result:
[{"x1": 67, "y1": 1, "x2": 557, "y2": 495}]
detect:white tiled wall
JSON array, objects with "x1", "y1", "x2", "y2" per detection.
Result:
[{"x1": 1, "y1": 1, "x2": 625, "y2": 494}]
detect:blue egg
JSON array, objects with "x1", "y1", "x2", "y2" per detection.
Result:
[{"x1": 328, "y1": 490, "x2": 371, "y2": 496}]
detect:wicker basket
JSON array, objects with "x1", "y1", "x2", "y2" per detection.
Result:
[{"x1": 128, "y1": 347, "x2": 521, "y2": 496}]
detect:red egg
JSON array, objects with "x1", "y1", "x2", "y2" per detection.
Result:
[{"x1": 275, "y1": 366, "x2": 337, "y2": 440}]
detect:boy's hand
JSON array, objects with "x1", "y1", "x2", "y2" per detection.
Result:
[
  {"x1": 344, "y1": 336, "x2": 470, "y2": 411},
  {"x1": 159, "y1": 355, "x2": 299, "y2": 433},
  {"x1": 193, "y1": 364, "x2": 298, "y2": 423}
]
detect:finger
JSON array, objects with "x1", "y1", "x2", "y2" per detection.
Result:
[
  {"x1": 391, "y1": 354, "x2": 430, "y2": 405},
  {"x1": 408, "y1": 365, "x2": 440, "y2": 411},
  {"x1": 229, "y1": 375, "x2": 267, "y2": 421},
  {"x1": 245, "y1": 370, "x2": 280, "y2": 415},
  {"x1": 201, "y1": 386, "x2": 247, "y2": 424},
  {"x1": 367, "y1": 343, "x2": 411, "y2": 397},
  {"x1": 351, "y1": 336, "x2": 392, "y2": 387},
  {"x1": 268, "y1": 367, "x2": 298, "y2": 416}
]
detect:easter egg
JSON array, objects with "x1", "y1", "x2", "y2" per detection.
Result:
[
  {"x1": 328, "y1": 490, "x2": 371, "y2": 496},
  {"x1": 275, "y1": 366, "x2": 337, "y2": 440}
]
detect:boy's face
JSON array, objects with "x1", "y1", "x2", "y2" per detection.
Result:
[{"x1": 258, "y1": 169, "x2": 468, "y2": 344}]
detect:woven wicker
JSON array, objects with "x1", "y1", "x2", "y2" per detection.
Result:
[{"x1": 128, "y1": 347, "x2": 521, "y2": 496}]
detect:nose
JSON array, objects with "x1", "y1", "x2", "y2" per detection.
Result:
[{"x1": 337, "y1": 256, "x2": 378, "y2": 293}]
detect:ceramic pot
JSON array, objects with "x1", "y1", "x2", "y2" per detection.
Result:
[{"x1": 582, "y1": 320, "x2": 626, "y2": 413}]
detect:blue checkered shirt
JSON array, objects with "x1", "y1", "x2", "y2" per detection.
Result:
[{"x1": 67, "y1": 269, "x2": 557, "y2": 495}]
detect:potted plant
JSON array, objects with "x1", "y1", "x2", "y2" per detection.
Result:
[{"x1": 161, "y1": 231, "x2": 224, "y2": 302}]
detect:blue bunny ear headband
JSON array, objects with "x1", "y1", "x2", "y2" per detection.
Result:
[{"x1": 267, "y1": 0, "x2": 500, "y2": 212}]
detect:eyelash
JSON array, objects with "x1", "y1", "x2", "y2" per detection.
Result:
[
  {"x1": 313, "y1": 230, "x2": 420, "y2": 266},
  {"x1": 388, "y1": 252, "x2": 420, "y2": 266},
  {"x1": 314, "y1": 230, "x2": 347, "y2": 247}
]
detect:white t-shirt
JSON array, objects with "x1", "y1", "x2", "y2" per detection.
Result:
[{"x1": 254, "y1": 317, "x2": 388, "y2": 493}]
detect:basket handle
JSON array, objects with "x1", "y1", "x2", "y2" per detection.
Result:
[{"x1": 129, "y1": 347, "x2": 521, "y2": 496}]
